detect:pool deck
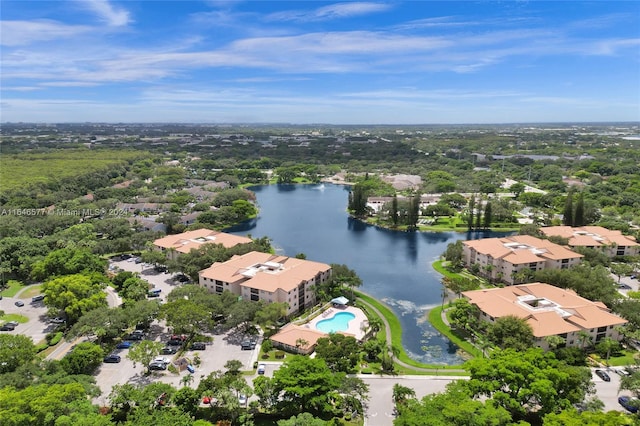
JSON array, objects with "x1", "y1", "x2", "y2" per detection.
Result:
[{"x1": 308, "y1": 305, "x2": 368, "y2": 340}]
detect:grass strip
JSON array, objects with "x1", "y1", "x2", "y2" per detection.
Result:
[{"x1": 429, "y1": 306, "x2": 482, "y2": 359}]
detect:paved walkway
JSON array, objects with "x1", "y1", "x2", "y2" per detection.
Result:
[{"x1": 356, "y1": 296, "x2": 465, "y2": 374}]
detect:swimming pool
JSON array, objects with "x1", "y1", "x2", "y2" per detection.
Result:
[{"x1": 315, "y1": 312, "x2": 356, "y2": 333}]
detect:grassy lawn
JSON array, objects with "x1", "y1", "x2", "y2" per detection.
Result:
[
  {"x1": 593, "y1": 350, "x2": 638, "y2": 367},
  {"x1": 429, "y1": 305, "x2": 482, "y2": 359},
  {"x1": 19, "y1": 284, "x2": 43, "y2": 299},
  {"x1": 0, "y1": 313, "x2": 29, "y2": 324},
  {"x1": 0, "y1": 280, "x2": 25, "y2": 297},
  {"x1": 355, "y1": 291, "x2": 463, "y2": 370}
]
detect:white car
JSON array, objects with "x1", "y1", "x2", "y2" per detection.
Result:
[
  {"x1": 257, "y1": 363, "x2": 266, "y2": 375},
  {"x1": 153, "y1": 356, "x2": 169, "y2": 364},
  {"x1": 238, "y1": 394, "x2": 247, "y2": 406}
]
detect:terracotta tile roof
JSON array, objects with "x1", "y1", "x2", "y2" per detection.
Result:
[
  {"x1": 541, "y1": 226, "x2": 639, "y2": 248},
  {"x1": 464, "y1": 235, "x2": 582, "y2": 262},
  {"x1": 153, "y1": 229, "x2": 252, "y2": 254},
  {"x1": 463, "y1": 283, "x2": 627, "y2": 338},
  {"x1": 200, "y1": 251, "x2": 331, "y2": 293},
  {"x1": 269, "y1": 324, "x2": 327, "y2": 350}
]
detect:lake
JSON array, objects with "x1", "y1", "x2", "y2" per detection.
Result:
[{"x1": 227, "y1": 183, "x2": 507, "y2": 365}]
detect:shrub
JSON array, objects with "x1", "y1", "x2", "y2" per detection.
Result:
[
  {"x1": 35, "y1": 342, "x2": 49, "y2": 353},
  {"x1": 167, "y1": 363, "x2": 178, "y2": 374},
  {"x1": 275, "y1": 350, "x2": 285, "y2": 359},
  {"x1": 47, "y1": 332, "x2": 63, "y2": 346}
]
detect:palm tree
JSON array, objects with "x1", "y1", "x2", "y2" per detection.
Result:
[
  {"x1": 577, "y1": 330, "x2": 593, "y2": 350},
  {"x1": 544, "y1": 335, "x2": 566, "y2": 351}
]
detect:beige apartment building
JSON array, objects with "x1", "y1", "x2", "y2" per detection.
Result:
[
  {"x1": 462, "y1": 235, "x2": 583, "y2": 284},
  {"x1": 463, "y1": 283, "x2": 628, "y2": 350},
  {"x1": 540, "y1": 226, "x2": 640, "y2": 258},
  {"x1": 199, "y1": 251, "x2": 332, "y2": 316},
  {"x1": 462, "y1": 235, "x2": 583, "y2": 285},
  {"x1": 153, "y1": 228, "x2": 252, "y2": 261}
]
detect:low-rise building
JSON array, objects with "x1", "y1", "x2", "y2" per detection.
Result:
[
  {"x1": 153, "y1": 228, "x2": 252, "y2": 260},
  {"x1": 540, "y1": 226, "x2": 640, "y2": 258},
  {"x1": 199, "y1": 251, "x2": 332, "y2": 316},
  {"x1": 463, "y1": 283, "x2": 628, "y2": 350},
  {"x1": 269, "y1": 324, "x2": 327, "y2": 355},
  {"x1": 462, "y1": 235, "x2": 583, "y2": 285}
]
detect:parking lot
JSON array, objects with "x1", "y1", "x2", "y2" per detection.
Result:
[{"x1": 0, "y1": 291, "x2": 55, "y2": 345}]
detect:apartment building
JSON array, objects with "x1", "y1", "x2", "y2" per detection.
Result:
[
  {"x1": 199, "y1": 251, "x2": 332, "y2": 316},
  {"x1": 153, "y1": 228, "x2": 252, "y2": 261},
  {"x1": 462, "y1": 235, "x2": 583, "y2": 285},
  {"x1": 463, "y1": 283, "x2": 628, "y2": 350},
  {"x1": 540, "y1": 226, "x2": 640, "y2": 258}
]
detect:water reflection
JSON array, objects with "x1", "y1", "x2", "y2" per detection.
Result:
[{"x1": 227, "y1": 184, "x2": 511, "y2": 365}]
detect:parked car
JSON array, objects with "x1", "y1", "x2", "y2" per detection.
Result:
[
  {"x1": 103, "y1": 354, "x2": 121, "y2": 363},
  {"x1": 257, "y1": 363, "x2": 266, "y2": 375},
  {"x1": 202, "y1": 396, "x2": 212, "y2": 405},
  {"x1": 31, "y1": 295, "x2": 45, "y2": 303},
  {"x1": 618, "y1": 396, "x2": 639, "y2": 413},
  {"x1": 147, "y1": 292, "x2": 160, "y2": 298},
  {"x1": 125, "y1": 333, "x2": 144, "y2": 341},
  {"x1": 161, "y1": 346, "x2": 178, "y2": 355},
  {"x1": 175, "y1": 274, "x2": 190, "y2": 283},
  {"x1": 618, "y1": 283, "x2": 632, "y2": 290},
  {"x1": 49, "y1": 317, "x2": 66, "y2": 324},
  {"x1": 240, "y1": 340, "x2": 256, "y2": 350},
  {"x1": 149, "y1": 361, "x2": 167, "y2": 371},
  {"x1": 186, "y1": 364, "x2": 195, "y2": 373},
  {"x1": 14, "y1": 301, "x2": 24, "y2": 307},
  {"x1": 238, "y1": 394, "x2": 247, "y2": 406},
  {"x1": 134, "y1": 257, "x2": 142, "y2": 264},
  {"x1": 116, "y1": 341, "x2": 133, "y2": 349},
  {"x1": 595, "y1": 369, "x2": 611, "y2": 382},
  {"x1": 630, "y1": 274, "x2": 637, "y2": 280},
  {"x1": 191, "y1": 342, "x2": 206, "y2": 350},
  {"x1": 0, "y1": 324, "x2": 16, "y2": 331}
]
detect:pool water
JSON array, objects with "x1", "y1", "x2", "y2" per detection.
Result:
[{"x1": 315, "y1": 312, "x2": 356, "y2": 333}]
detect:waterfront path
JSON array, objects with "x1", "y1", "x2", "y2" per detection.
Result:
[{"x1": 357, "y1": 297, "x2": 465, "y2": 374}]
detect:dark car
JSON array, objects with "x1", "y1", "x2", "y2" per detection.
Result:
[
  {"x1": 167, "y1": 339, "x2": 184, "y2": 347},
  {"x1": 14, "y1": 301, "x2": 24, "y2": 307},
  {"x1": 149, "y1": 361, "x2": 167, "y2": 371},
  {"x1": 595, "y1": 369, "x2": 611, "y2": 382},
  {"x1": 618, "y1": 396, "x2": 639, "y2": 413},
  {"x1": 0, "y1": 324, "x2": 16, "y2": 331},
  {"x1": 125, "y1": 333, "x2": 144, "y2": 341},
  {"x1": 147, "y1": 292, "x2": 160, "y2": 298},
  {"x1": 175, "y1": 274, "x2": 190, "y2": 282},
  {"x1": 103, "y1": 354, "x2": 121, "y2": 363},
  {"x1": 116, "y1": 341, "x2": 133, "y2": 349},
  {"x1": 618, "y1": 283, "x2": 632, "y2": 290},
  {"x1": 191, "y1": 342, "x2": 206, "y2": 350},
  {"x1": 240, "y1": 340, "x2": 256, "y2": 350},
  {"x1": 161, "y1": 346, "x2": 178, "y2": 355}
]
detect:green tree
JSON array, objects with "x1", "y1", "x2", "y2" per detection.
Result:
[
  {"x1": 42, "y1": 273, "x2": 108, "y2": 324},
  {"x1": 272, "y1": 355, "x2": 344, "y2": 418},
  {"x1": 467, "y1": 195, "x2": 476, "y2": 231},
  {"x1": 610, "y1": 263, "x2": 634, "y2": 284},
  {"x1": 60, "y1": 342, "x2": 104, "y2": 375},
  {"x1": 0, "y1": 334, "x2": 36, "y2": 373},
  {"x1": 392, "y1": 383, "x2": 416, "y2": 406},
  {"x1": 390, "y1": 194, "x2": 399, "y2": 227},
  {"x1": 449, "y1": 298, "x2": 480, "y2": 333},
  {"x1": 160, "y1": 298, "x2": 213, "y2": 336},
  {"x1": 30, "y1": 247, "x2": 106, "y2": 281},
  {"x1": 574, "y1": 192, "x2": 585, "y2": 226},
  {"x1": 0, "y1": 382, "x2": 99, "y2": 426},
  {"x1": 486, "y1": 315, "x2": 534, "y2": 351},
  {"x1": 395, "y1": 381, "x2": 514, "y2": 426},
  {"x1": 563, "y1": 190, "x2": 574, "y2": 226},
  {"x1": 543, "y1": 408, "x2": 636, "y2": 426},
  {"x1": 127, "y1": 340, "x2": 165, "y2": 373},
  {"x1": 483, "y1": 201, "x2": 492, "y2": 229},
  {"x1": 464, "y1": 348, "x2": 592, "y2": 423},
  {"x1": 442, "y1": 240, "x2": 464, "y2": 271},
  {"x1": 314, "y1": 334, "x2": 360, "y2": 373},
  {"x1": 277, "y1": 412, "x2": 327, "y2": 425}
]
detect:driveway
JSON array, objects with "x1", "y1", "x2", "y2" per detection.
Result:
[{"x1": 0, "y1": 290, "x2": 53, "y2": 345}]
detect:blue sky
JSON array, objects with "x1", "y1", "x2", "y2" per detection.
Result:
[{"x1": 1, "y1": 1, "x2": 639, "y2": 124}]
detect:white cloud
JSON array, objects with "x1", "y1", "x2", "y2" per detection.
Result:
[
  {"x1": 77, "y1": 0, "x2": 131, "y2": 27},
  {"x1": 0, "y1": 20, "x2": 91, "y2": 46},
  {"x1": 267, "y1": 2, "x2": 391, "y2": 22}
]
